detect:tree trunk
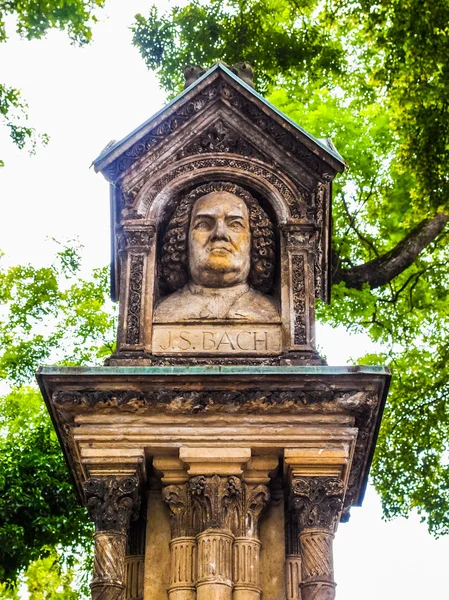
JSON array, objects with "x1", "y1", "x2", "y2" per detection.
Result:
[{"x1": 333, "y1": 212, "x2": 449, "y2": 289}]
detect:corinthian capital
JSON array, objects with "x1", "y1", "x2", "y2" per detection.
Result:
[
  {"x1": 163, "y1": 484, "x2": 189, "y2": 538},
  {"x1": 84, "y1": 476, "x2": 141, "y2": 533},
  {"x1": 290, "y1": 477, "x2": 344, "y2": 531}
]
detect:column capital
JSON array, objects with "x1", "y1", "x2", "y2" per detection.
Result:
[
  {"x1": 84, "y1": 475, "x2": 141, "y2": 533},
  {"x1": 122, "y1": 221, "x2": 155, "y2": 253},
  {"x1": 289, "y1": 476, "x2": 344, "y2": 531}
]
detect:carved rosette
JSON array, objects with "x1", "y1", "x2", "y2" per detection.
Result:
[
  {"x1": 84, "y1": 476, "x2": 141, "y2": 600},
  {"x1": 289, "y1": 477, "x2": 344, "y2": 600}
]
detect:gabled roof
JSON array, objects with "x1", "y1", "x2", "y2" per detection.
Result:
[{"x1": 92, "y1": 62, "x2": 345, "y2": 179}]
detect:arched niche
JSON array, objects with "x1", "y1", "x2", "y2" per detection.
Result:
[
  {"x1": 127, "y1": 154, "x2": 307, "y2": 223},
  {"x1": 115, "y1": 154, "x2": 318, "y2": 362}
]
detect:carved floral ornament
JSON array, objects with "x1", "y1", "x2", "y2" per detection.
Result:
[
  {"x1": 122, "y1": 155, "x2": 306, "y2": 221},
  {"x1": 163, "y1": 475, "x2": 270, "y2": 538},
  {"x1": 104, "y1": 79, "x2": 336, "y2": 182},
  {"x1": 290, "y1": 477, "x2": 345, "y2": 531},
  {"x1": 84, "y1": 476, "x2": 141, "y2": 533}
]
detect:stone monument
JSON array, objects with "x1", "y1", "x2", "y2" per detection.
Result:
[{"x1": 38, "y1": 63, "x2": 390, "y2": 600}]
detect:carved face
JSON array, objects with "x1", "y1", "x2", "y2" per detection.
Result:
[{"x1": 188, "y1": 191, "x2": 251, "y2": 287}]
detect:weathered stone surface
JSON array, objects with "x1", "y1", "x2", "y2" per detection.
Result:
[
  {"x1": 144, "y1": 487, "x2": 171, "y2": 599},
  {"x1": 259, "y1": 495, "x2": 286, "y2": 600},
  {"x1": 38, "y1": 365, "x2": 389, "y2": 517},
  {"x1": 91, "y1": 64, "x2": 346, "y2": 361},
  {"x1": 84, "y1": 476, "x2": 141, "y2": 600},
  {"x1": 287, "y1": 476, "x2": 345, "y2": 600},
  {"x1": 38, "y1": 63, "x2": 388, "y2": 600}
]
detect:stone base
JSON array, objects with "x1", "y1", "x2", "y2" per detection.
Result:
[{"x1": 37, "y1": 365, "x2": 390, "y2": 599}]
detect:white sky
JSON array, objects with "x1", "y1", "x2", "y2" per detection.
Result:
[{"x1": 1, "y1": 0, "x2": 448, "y2": 597}]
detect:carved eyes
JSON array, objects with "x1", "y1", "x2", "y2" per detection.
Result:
[
  {"x1": 228, "y1": 220, "x2": 245, "y2": 230},
  {"x1": 193, "y1": 218, "x2": 245, "y2": 232},
  {"x1": 193, "y1": 219, "x2": 213, "y2": 231}
]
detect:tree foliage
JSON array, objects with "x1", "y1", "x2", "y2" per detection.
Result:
[
  {"x1": 2, "y1": 0, "x2": 449, "y2": 590},
  {"x1": 131, "y1": 0, "x2": 449, "y2": 533},
  {"x1": 0, "y1": 244, "x2": 115, "y2": 590},
  {"x1": 0, "y1": 0, "x2": 106, "y2": 165}
]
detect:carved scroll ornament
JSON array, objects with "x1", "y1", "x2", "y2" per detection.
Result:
[
  {"x1": 84, "y1": 476, "x2": 141, "y2": 600},
  {"x1": 290, "y1": 477, "x2": 344, "y2": 531},
  {"x1": 85, "y1": 476, "x2": 141, "y2": 533}
]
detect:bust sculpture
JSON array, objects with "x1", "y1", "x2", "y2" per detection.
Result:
[{"x1": 154, "y1": 182, "x2": 279, "y2": 322}]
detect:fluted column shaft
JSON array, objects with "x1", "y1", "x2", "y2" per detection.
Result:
[
  {"x1": 233, "y1": 537, "x2": 261, "y2": 600},
  {"x1": 169, "y1": 536, "x2": 197, "y2": 600},
  {"x1": 285, "y1": 510, "x2": 301, "y2": 600},
  {"x1": 286, "y1": 554, "x2": 302, "y2": 600},
  {"x1": 196, "y1": 529, "x2": 234, "y2": 600},
  {"x1": 124, "y1": 555, "x2": 145, "y2": 600}
]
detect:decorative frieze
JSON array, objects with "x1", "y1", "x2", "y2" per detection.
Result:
[
  {"x1": 291, "y1": 254, "x2": 307, "y2": 346},
  {"x1": 103, "y1": 80, "x2": 334, "y2": 182},
  {"x1": 176, "y1": 119, "x2": 266, "y2": 162}
]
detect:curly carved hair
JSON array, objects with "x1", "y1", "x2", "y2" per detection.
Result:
[{"x1": 160, "y1": 182, "x2": 276, "y2": 294}]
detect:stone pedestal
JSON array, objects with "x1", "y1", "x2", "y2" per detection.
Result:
[{"x1": 38, "y1": 365, "x2": 389, "y2": 599}]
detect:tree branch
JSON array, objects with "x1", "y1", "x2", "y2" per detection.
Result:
[{"x1": 333, "y1": 212, "x2": 449, "y2": 290}]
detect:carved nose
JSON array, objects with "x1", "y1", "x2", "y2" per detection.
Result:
[{"x1": 211, "y1": 221, "x2": 229, "y2": 241}]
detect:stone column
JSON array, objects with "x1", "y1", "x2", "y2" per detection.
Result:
[
  {"x1": 158, "y1": 450, "x2": 275, "y2": 600},
  {"x1": 285, "y1": 511, "x2": 301, "y2": 600},
  {"x1": 124, "y1": 514, "x2": 146, "y2": 600},
  {"x1": 84, "y1": 476, "x2": 141, "y2": 600},
  {"x1": 289, "y1": 477, "x2": 344, "y2": 600},
  {"x1": 189, "y1": 475, "x2": 239, "y2": 600},
  {"x1": 233, "y1": 484, "x2": 270, "y2": 600},
  {"x1": 196, "y1": 528, "x2": 234, "y2": 600},
  {"x1": 162, "y1": 484, "x2": 197, "y2": 600}
]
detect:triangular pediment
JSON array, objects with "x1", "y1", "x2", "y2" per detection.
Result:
[{"x1": 93, "y1": 63, "x2": 345, "y2": 183}]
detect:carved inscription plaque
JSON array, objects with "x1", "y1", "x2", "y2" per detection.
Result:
[{"x1": 152, "y1": 324, "x2": 282, "y2": 355}]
